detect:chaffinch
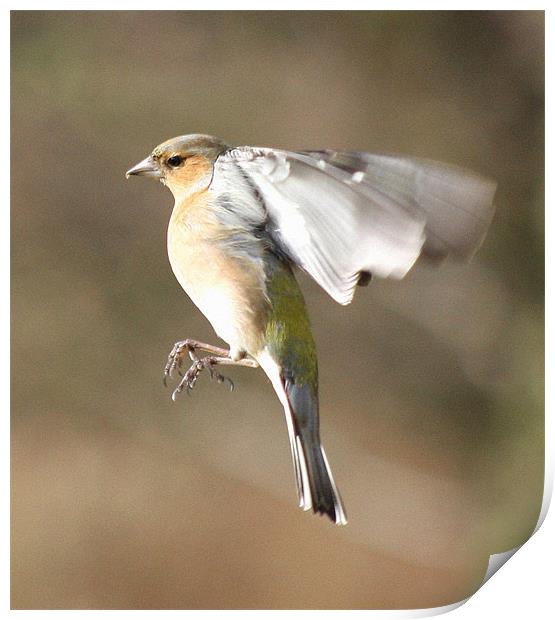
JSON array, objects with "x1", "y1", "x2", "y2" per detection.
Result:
[{"x1": 127, "y1": 134, "x2": 496, "y2": 525}]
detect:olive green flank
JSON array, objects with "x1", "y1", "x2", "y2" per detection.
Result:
[{"x1": 264, "y1": 263, "x2": 318, "y2": 390}]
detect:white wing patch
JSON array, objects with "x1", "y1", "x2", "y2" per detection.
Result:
[{"x1": 275, "y1": 204, "x2": 311, "y2": 249}]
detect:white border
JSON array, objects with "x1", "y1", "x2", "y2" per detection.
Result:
[{"x1": 6, "y1": 5, "x2": 548, "y2": 616}]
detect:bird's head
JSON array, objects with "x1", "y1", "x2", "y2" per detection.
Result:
[{"x1": 126, "y1": 134, "x2": 228, "y2": 200}]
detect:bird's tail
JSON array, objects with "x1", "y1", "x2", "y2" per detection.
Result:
[
  {"x1": 258, "y1": 352, "x2": 347, "y2": 525},
  {"x1": 284, "y1": 380, "x2": 347, "y2": 525}
]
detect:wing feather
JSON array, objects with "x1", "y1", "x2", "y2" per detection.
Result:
[
  {"x1": 305, "y1": 150, "x2": 497, "y2": 260},
  {"x1": 217, "y1": 147, "x2": 496, "y2": 305}
]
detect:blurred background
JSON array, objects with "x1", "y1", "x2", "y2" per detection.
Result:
[{"x1": 11, "y1": 11, "x2": 544, "y2": 610}]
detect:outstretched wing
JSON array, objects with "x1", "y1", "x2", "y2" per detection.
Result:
[
  {"x1": 218, "y1": 147, "x2": 497, "y2": 306},
  {"x1": 305, "y1": 150, "x2": 498, "y2": 261}
]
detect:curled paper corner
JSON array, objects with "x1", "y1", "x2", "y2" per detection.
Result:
[
  {"x1": 411, "y1": 599, "x2": 471, "y2": 617},
  {"x1": 403, "y1": 547, "x2": 533, "y2": 618},
  {"x1": 406, "y1": 472, "x2": 553, "y2": 618},
  {"x1": 479, "y1": 466, "x2": 552, "y2": 588},
  {"x1": 481, "y1": 547, "x2": 520, "y2": 584}
]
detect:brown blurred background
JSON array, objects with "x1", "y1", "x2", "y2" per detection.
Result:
[{"x1": 11, "y1": 11, "x2": 544, "y2": 610}]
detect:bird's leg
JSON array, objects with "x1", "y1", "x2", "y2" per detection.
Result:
[
  {"x1": 170, "y1": 355, "x2": 259, "y2": 401},
  {"x1": 163, "y1": 338, "x2": 258, "y2": 399},
  {"x1": 163, "y1": 338, "x2": 232, "y2": 386}
]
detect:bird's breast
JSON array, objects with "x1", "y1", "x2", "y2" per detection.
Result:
[{"x1": 167, "y1": 191, "x2": 269, "y2": 355}]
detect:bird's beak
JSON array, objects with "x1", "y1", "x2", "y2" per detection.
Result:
[{"x1": 126, "y1": 156, "x2": 162, "y2": 179}]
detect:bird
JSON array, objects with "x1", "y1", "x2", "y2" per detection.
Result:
[{"x1": 126, "y1": 133, "x2": 497, "y2": 526}]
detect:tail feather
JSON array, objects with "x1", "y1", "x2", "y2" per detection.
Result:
[
  {"x1": 258, "y1": 352, "x2": 346, "y2": 524},
  {"x1": 292, "y1": 416, "x2": 347, "y2": 525}
]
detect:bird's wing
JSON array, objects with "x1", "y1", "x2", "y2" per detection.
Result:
[
  {"x1": 306, "y1": 150, "x2": 498, "y2": 261},
  {"x1": 218, "y1": 147, "x2": 497, "y2": 306}
]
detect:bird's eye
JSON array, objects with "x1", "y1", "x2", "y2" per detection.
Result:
[{"x1": 167, "y1": 155, "x2": 183, "y2": 168}]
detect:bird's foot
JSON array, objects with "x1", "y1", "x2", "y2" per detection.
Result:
[
  {"x1": 163, "y1": 338, "x2": 231, "y2": 387},
  {"x1": 171, "y1": 356, "x2": 235, "y2": 401},
  {"x1": 163, "y1": 338, "x2": 259, "y2": 401}
]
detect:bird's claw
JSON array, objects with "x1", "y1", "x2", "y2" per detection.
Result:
[
  {"x1": 170, "y1": 358, "x2": 201, "y2": 400},
  {"x1": 207, "y1": 364, "x2": 234, "y2": 392},
  {"x1": 166, "y1": 354, "x2": 234, "y2": 400},
  {"x1": 163, "y1": 340, "x2": 196, "y2": 386}
]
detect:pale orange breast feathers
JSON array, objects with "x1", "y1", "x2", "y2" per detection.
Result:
[{"x1": 167, "y1": 189, "x2": 268, "y2": 358}]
